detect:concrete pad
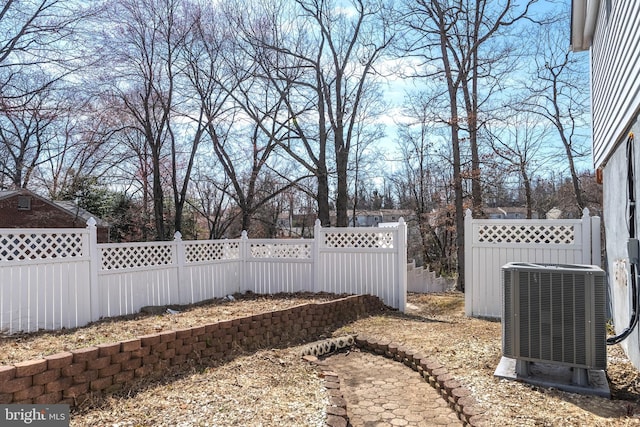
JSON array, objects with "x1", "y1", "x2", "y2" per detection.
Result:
[{"x1": 494, "y1": 356, "x2": 610, "y2": 398}]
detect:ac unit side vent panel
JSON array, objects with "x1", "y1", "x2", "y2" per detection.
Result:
[
  {"x1": 503, "y1": 270, "x2": 513, "y2": 356},
  {"x1": 502, "y1": 263, "x2": 606, "y2": 370}
]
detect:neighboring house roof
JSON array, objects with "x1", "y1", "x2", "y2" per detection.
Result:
[
  {"x1": 51, "y1": 200, "x2": 110, "y2": 228},
  {"x1": 0, "y1": 190, "x2": 20, "y2": 199},
  {"x1": 348, "y1": 209, "x2": 413, "y2": 218},
  {"x1": 461, "y1": 207, "x2": 540, "y2": 219},
  {"x1": 0, "y1": 189, "x2": 110, "y2": 227}
]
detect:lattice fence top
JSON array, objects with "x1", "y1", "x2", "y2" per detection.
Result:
[
  {"x1": 323, "y1": 231, "x2": 395, "y2": 248},
  {"x1": 0, "y1": 232, "x2": 85, "y2": 261},
  {"x1": 476, "y1": 224, "x2": 575, "y2": 244},
  {"x1": 185, "y1": 241, "x2": 240, "y2": 263},
  {"x1": 249, "y1": 243, "x2": 312, "y2": 259},
  {"x1": 101, "y1": 244, "x2": 174, "y2": 270}
]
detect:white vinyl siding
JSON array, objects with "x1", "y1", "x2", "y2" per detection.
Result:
[{"x1": 591, "y1": 2, "x2": 640, "y2": 167}]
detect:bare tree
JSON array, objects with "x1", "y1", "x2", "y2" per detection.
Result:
[
  {"x1": 0, "y1": 0, "x2": 95, "y2": 97},
  {"x1": 37, "y1": 96, "x2": 123, "y2": 198},
  {"x1": 206, "y1": 117, "x2": 302, "y2": 234},
  {"x1": 111, "y1": 125, "x2": 155, "y2": 241},
  {"x1": 349, "y1": 85, "x2": 387, "y2": 224},
  {"x1": 297, "y1": 0, "x2": 394, "y2": 227},
  {"x1": 99, "y1": 0, "x2": 185, "y2": 240},
  {"x1": 518, "y1": 18, "x2": 590, "y2": 215},
  {"x1": 397, "y1": 0, "x2": 536, "y2": 290},
  {"x1": 0, "y1": 0, "x2": 99, "y2": 190},
  {"x1": 189, "y1": 166, "x2": 236, "y2": 239},
  {"x1": 184, "y1": 2, "x2": 310, "y2": 234},
  {"x1": 485, "y1": 111, "x2": 553, "y2": 218},
  {"x1": 234, "y1": 0, "x2": 394, "y2": 227},
  {"x1": 394, "y1": 92, "x2": 455, "y2": 274},
  {"x1": 0, "y1": 75, "x2": 57, "y2": 188}
]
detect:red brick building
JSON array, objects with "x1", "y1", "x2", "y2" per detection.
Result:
[{"x1": 0, "y1": 189, "x2": 110, "y2": 242}]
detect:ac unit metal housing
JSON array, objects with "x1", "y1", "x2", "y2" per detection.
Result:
[{"x1": 502, "y1": 262, "x2": 606, "y2": 370}]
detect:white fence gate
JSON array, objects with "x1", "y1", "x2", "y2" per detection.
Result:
[
  {"x1": 0, "y1": 219, "x2": 407, "y2": 334},
  {"x1": 464, "y1": 209, "x2": 601, "y2": 318}
]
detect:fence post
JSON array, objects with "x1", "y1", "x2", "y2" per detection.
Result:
[
  {"x1": 464, "y1": 209, "x2": 473, "y2": 316},
  {"x1": 174, "y1": 231, "x2": 186, "y2": 304},
  {"x1": 241, "y1": 231, "x2": 249, "y2": 292},
  {"x1": 86, "y1": 218, "x2": 100, "y2": 322},
  {"x1": 313, "y1": 219, "x2": 321, "y2": 293},
  {"x1": 397, "y1": 218, "x2": 407, "y2": 312},
  {"x1": 581, "y1": 208, "x2": 591, "y2": 264},
  {"x1": 591, "y1": 215, "x2": 602, "y2": 267}
]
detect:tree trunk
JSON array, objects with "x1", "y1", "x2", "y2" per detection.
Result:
[
  {"x1": 551, "y1": 61, "x2": 585, "y2": 213},
  {"x1": 468, "y1": 4, "x2": 483, "y2": 218},
  {"x1": 452, "y1": 120, "x2": 465, "y2": 292},
  {"x1": 436, "y1": 11, "x2": 465, "y2": 291},
  {"x1": 151, "y1": 149, "x2": 165, "y2": 240},
  {"x1": 317, "y1": 167, "x2": 331, "y2": 226},
  {"x1": 335, "y1": 138, "x2": 349, "y2": 227},
  {"x1": 241, "y1": 209, "x2": 251, "y2": 233},
  {"x1": 563, "y1": 135, "x2": 585, "y2": 212},
  {"x1": 521, "y1": 163, "x2": 533, "y2": 219},
  {"x1": 316, "y1": 81, "x2": 331, "y2": 227},
  {"x1": 174, "y1": 200, "x2": 184, "y2": 235}
]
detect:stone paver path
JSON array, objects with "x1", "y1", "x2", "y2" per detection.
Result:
[{"x1": 325, "y1": 350, "x2": 462, "y2": 427}]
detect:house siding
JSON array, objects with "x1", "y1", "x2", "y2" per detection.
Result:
[
  {"x1": 587, "y1": 1, "x2": 640, "y2": 371},
  {"x1": 591, "y1": 2, "x2": 640, "y2": 167},
  {"x1": 571, "y1": 0, "x2": 640, "y2": 370},
  {"x1": 0, "y1": 195, "x2": 84, "y2": 228},
  {"x1": 601, "y1": 116, "x2": 640, "y2": 366}
]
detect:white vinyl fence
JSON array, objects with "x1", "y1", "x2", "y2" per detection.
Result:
[
  {"x1": 464, "y1": 209, "x2": 601, "y2": 318},
  {"x1": 0, "y1": 219, "x2": 407, "y2": 334},
  {"x1": 407, "y1": 261, "x2": 455, "y2": 293}
]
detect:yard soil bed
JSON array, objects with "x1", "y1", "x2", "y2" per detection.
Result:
[{"x1": 2, "y1": 292, "x2": 640, "y2": 426}]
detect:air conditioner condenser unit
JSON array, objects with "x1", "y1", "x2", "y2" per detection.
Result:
[
  {"x1": 502, "y1": 262, "x2": 606, "y2": 369},
  {"x1": 497, "y1": 262, "x2": 609, "y2": 397}
]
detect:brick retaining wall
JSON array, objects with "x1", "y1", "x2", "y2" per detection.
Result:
[{"x1": 0, "y1": 295, "x2": 386, "y2": 406}]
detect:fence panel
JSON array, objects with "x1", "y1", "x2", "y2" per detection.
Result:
[
  {"x1": 407, "y1": 260, "x2": 454, "y2": 293},
  {"x1": 244, "y1": 239, "x2": 314, "y2": 294},
  {"x1": 97, "y1": 241, "x2": 180, "y2": 317},
  {"x1": 316, "y1": 221, "x2": 406, "y2": 310},
  {"x1": 1, "y1": 219, "x2": 407, "y2": 334},
  {"x1": 0, "y1": 229, "x2": 92, "y2": 333},
  {"x1": 181, "y1": 239, "x2": 242, "y2": 301},
  {"x1": 464, "y1": 209, "x2": 600, "y2": 318}
]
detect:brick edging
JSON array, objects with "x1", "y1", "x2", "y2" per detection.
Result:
[
  {"x1": 0, "y1": 294, "x2": 387, "y2": 407},
  {"x1": 321, "y1": 368, "x2": 350, "y2": 427},
  {"x1": 302, "y1": 355, "x2": 349, "y2": 427},
  {"x1": 303, "y1": 336, "x2": 489, "y2": 427}
]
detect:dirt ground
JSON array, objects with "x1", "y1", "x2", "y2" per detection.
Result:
[
  {"x1": 2, "y1": 292, "x2": 640, "y2": 426},
  {"x1": 336, "y1": 294, "x2": 640, "y2": 426}
]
